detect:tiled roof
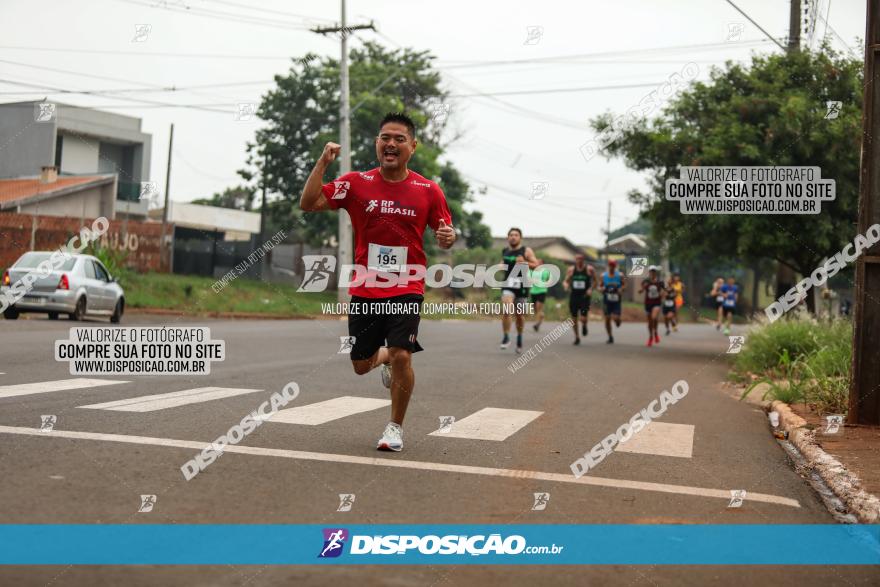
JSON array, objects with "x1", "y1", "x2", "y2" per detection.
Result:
[{"x1": 0, "y1": 176, "x2": 112, "y2": 205}]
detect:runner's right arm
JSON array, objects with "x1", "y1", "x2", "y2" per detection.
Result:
[
  {"x1": 562, "y1": 266, "x2": 573, "y2": 291},
  {"x1": 300, "y1": 142, "x2": 341, "y2": 212}
]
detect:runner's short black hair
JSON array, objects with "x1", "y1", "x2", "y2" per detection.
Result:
[
  {"x1": 379, "y1": 112, "x2": 416, "y2": 139},
  {"x1": 508, "y1": 227, "x2": 522, "y2": 237}
]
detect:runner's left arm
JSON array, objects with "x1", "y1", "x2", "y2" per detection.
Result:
[
  {"x1": 523, "y1": 247, "x2": 539, "y2": 269},
  {"x1": 429, "y1": 185, "x2": 456, "y2": 249}
]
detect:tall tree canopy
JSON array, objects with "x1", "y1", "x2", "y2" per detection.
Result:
[
  {"x1": 593, "y1": 46, "x2": 863, "y2": 278},
  {"x1": 240, "y1": 41, "x2": 490, "y2": 249}
]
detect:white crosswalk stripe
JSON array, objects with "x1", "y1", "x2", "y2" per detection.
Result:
[
  {"x1": 77, "y1": 387, "x2": 264, "y2": 412},
  {"x1": 0, "y1": 378, "x2": 128, "y2": 399},
  {"x1": 617, "y1": 422, "x2": 695, "y2": 458},
  {"x1": 429, "y1": 407, "x2": 543, "y2": 441},
  {"x1": 264, "y1": 396, "x2": 390, "y2": 425}
]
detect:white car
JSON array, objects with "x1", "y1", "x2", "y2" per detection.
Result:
[{"x1": 2, "y1": 252, "x2": 125, "y2": 322}]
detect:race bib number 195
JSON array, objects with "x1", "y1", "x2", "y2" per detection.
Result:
[{"x1": 368, "y1": 243, "x2": 408, "y2": 273}]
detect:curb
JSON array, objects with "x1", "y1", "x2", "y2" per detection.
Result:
[{"x1": 770, "y1": 400, "x2": 880, "y2": 524}]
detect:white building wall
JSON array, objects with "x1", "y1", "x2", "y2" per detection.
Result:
[{"x1": 59, "y1": 134, "x2": 99, "y2": 174}]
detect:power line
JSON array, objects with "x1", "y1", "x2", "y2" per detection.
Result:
[
  {"x1": 112, "y1": 0, "x2": 316, "y2": 31},
  {"x1": 444, "y1": 72, "x2": 589, "y2": 129},
  {"x1": 0, "y1": 77, "x2": 272, "y2": 96},
  {"x1": 0, "y1": 45, "x2": 303, "y2": 61},
  {"x1": 723, "y1": 0, "x2": 788, "y2": 50},
  {"x1": 0, "y1": 58, "x2": 252, "y2": 105},
  {"x1": 447, "y1": 80, "x2": 682, "y2": 98},
  {"x1": 438, "y1": 39, "x2": 779, "y2": 69},
  {"x1": 461, "y1": 172, "x2": 633, "y2": 220},
  {"x1": 0, "y1": 79, "x2": 233, "y2": 114},
  {"x1": 814, "y1": 9, "x2": 860, "y2": 58},
  {"x1": 198, "y1": 0, "x2": 333, "y2": 22}
]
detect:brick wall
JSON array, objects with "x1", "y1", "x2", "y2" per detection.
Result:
[{"x1": 0, "y1": 212, "x2": 166, "y2": 272}]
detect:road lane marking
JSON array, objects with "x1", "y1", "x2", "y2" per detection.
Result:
[
  {"x1": 0, "y1": 425, "x2": 800, "y2": 508},
  {"x1": 0, "y1": 378, "x2": 128, "y2": 399},
  {"x1": 428, "y1": 407, "x2": 543, "y2": 441},
  {"x1": 78, "y1": 387, "x2": 264, "y2": 412},
  {"x1": 264, "y1": 396, "x2": 390, "y2": 425},
  {"x1": 617, "y1": 422, "x2": 695, "y2": 458}
]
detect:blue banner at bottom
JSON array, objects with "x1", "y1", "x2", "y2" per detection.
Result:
[{"x1": 1, "y1": 525, "x2": 878, "y2": 565}]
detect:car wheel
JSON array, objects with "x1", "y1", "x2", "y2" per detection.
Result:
[
  {"x1": 3, "y1": 307, "x2": 19, "y2": 320},
  {"x1": 110, "y1": 299, "x2": 124, "y2": 324},
  {"x1": 48, "y1": 312, "x2": 59, "y2": 320},
  {"x1": 69, "y1": 297, "x2": 86, "y2": 321}
]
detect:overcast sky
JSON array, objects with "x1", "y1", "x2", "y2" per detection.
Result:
[{"x1": 0, "y1": 0, "x2": 867, "y2": 245}]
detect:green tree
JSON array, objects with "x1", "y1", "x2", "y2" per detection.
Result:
[
  {"x1": 593, "y1": 46, "x2": 863, "y2": 312},
  {"x1": 191, "y1": 185, "x2": 257, "y2": 211},
  {"x1": 240, "y1": 42, "x2": 489, "y2": 247}
]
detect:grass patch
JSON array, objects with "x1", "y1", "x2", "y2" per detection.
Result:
[
  {"x1": 125, "y1": 272, "x2": 335, "y2": 315},
  {"x1": 735, "y1": 316, "x2": 852, "y2": 415}
]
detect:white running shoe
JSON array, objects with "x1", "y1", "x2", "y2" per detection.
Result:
[
  {"x1": 380, "y1": 363, "x2": 392, "y2": 389},
  {"x1": 377, "y1": 422, "x2": 403, "y2": 451}
]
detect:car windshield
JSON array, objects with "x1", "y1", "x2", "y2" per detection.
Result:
[{"x1": 14, "y1": 252, "x2": 76, "y2": 271}]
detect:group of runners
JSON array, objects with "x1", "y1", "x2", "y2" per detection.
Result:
[
  {"x1": 496, "y1": 229, "x2": 691, "y2": 349},
  {"x1": 300, "y1": 111, "x2": 739, "y2": 452},
  {"x1": 710, "y1": 276, "x2": 739, "y2": 335}
]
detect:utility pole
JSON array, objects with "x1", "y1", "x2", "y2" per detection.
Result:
[
  {"x1": 605, "y1": 202, "x2": 611, "y2": 245},
  {"x1": 259, "y1": 158, "x2": 268, "y2": 279},
  {"x1": 849, "y1": 0, "x2": 880, "y2": 425},
  {"x1": 788, "y1": 0, "x2": 801, "y2": 52},
  {"x1": 259, "y1": 158, "x2": 267, "y2": 243},
  {"x1": 604, "y1": 201, "x2": 611, "y2": 261},
  {"x1": 161, "y1": 123, "x2": 174, "y2": 272},
  {"x1": 312, "y1": 2, "x2": 375, "y2": 302},
  {"x1": 771, "y1": 1, "x2": 802, "y2": 301}
]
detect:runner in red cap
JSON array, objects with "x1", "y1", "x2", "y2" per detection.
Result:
[
  {"x1": 598, "y1": 259, "x2": 625, "y2": 344},
  {"x1": 299, "y1": 112, "x2": 456, "y2": 452}
]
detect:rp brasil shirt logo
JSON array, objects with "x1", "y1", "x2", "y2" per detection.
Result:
[
  {"x1": 318, "y1": 528, "x2": 348, "y2": 558},
  {"x1": 378, "y1": 199, "x2": 416, "y2": 217}
]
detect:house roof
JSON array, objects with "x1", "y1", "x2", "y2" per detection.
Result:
[
  {"x1": 605, "y1": 233, "x2": 648, "y2": 249},
  {"x1": 0, "y1": 175, "x2": 116, "y2": 209}
]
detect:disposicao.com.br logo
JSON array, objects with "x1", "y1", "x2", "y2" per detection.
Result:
[
  {"x1": 297, "y1": 255, "x2": 560, "y2": 292},
  {"x1": 318, "y1": 528, "x2": 563, "y2": 558}
]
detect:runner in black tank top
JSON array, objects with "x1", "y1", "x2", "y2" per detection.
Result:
[
  {"x1": 564, "y1": 254, "x2": 594, "y2": 345},
  {"x1": 501, "y1": 245, "x2": 529, "y2": 299},
  {"x1": 499, "y1": 228, "x2": 538, "y2": 354}
]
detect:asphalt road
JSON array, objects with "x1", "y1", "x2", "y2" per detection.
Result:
[{"x1": 0, "y1": 314, "x2": 876, "y2": 586}]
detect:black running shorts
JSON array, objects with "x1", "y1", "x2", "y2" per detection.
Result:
[
  {"x1": 569, "y1": 296, "x2": 590, "y2": 317},
  {"x1": 347, "y1": 294, "x2": 424, "y2": 360}
]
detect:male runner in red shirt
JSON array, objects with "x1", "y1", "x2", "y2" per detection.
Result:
[{"x1": 300, "y1": 112, "x2": 456, "y2": 452}]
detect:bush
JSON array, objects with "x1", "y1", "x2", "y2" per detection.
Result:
[
  {"x1": 84, "y1": 243, "x2": 132, "y2": 287},
  {"x1": 734, "y1": 317, "x2": 850, "y2": 378},
  {"x1": 736, "y1": 316, "x2": 852, "y2": 415}
]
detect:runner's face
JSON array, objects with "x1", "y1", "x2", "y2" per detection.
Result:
[
  {"x1": 508, "y1": 232, "x2": 521, "y2": 247},
  {"x1": 376, "y1": 123, "x2": 415, "y2": 171}
]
